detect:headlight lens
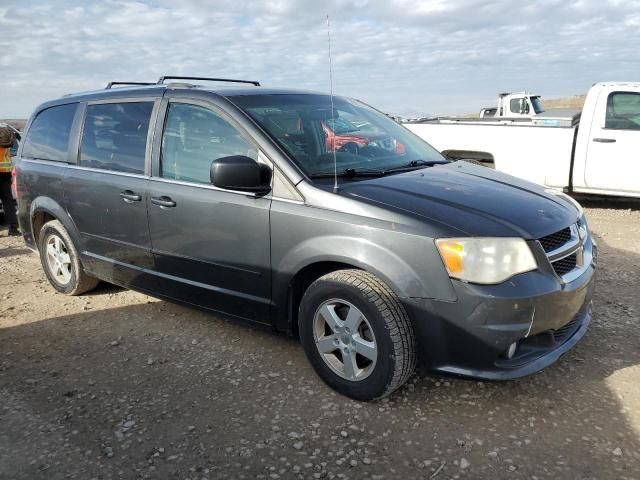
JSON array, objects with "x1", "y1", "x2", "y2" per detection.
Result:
[
  {"x1": 577, "y1": 216, "x2": 588, "y2": 240},
  {"x1": 435, "y1": 237, "x2": 537, "y2": 284}
]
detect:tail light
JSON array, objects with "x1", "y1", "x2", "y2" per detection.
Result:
[{"x1": 11, "y1": 166, "x2": 18, "y2": 200}]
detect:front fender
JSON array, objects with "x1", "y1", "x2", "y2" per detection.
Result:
[{"x1": 274, "y1": 233, "x2": 457, "y2": 302}]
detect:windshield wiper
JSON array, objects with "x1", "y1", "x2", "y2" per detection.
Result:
[
  {"x1": 383, "y1": 159, "x2": 447, "y2": 174},
  {"x1": 309, "y1": 160, "x2": 446, "y2": 179},
  {"x1": 309, "y1": 167, "x2": 385, "y2": 179}
]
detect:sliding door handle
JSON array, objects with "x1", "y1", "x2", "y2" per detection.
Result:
[
  {"x1": 593, "y1": 138, "x2": 616, "y2": 143},
  {"x1": 120, "y1": 190, "x2": 141, "y2": 203},
  {"x1": 151, "y1": 196, "x2": 176, "y2": 208}
]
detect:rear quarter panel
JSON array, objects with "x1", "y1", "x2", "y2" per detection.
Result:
[{"x1": 16, "y1": 160, "x2": 70, "y2": 248}]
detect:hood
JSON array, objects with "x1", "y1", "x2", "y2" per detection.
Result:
[{"x1": 339, "y1": 161, "x2": 579, "y2": 239}]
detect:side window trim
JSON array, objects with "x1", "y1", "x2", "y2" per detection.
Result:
[
  {"x1": 76, "y1": 97, "x2": 160, "y2": 176},
  {"x1": 151, "y1": 96, "x2": 169, "y2": 178},
  {"x1": 69, "y1": 102, "x2": 86, "y2": 165},
  {"x1": 604, "y1": 90, "x2": 640, "y2": 131}
]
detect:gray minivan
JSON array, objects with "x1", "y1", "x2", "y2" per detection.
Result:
[{"x1": 15, "y1": 77, "x2": 596, "y2": 400}]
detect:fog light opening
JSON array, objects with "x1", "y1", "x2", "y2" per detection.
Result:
[{"x1": 505, "y1": 342, "x2": 518, "y2": 360}]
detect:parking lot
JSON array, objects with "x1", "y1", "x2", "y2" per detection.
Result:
[{"x1": 1, "y1": 200, "x2": 639, "y2": 480}]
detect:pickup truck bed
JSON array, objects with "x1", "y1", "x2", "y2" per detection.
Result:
[
  {"x1": 405, "y1": 121, "x2": 578, "y2": 189},
  {"x1": 404, "y1": 82, "x2": 640, "y2": 199}
]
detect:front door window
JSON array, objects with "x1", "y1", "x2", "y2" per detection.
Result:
[{"x1": 161, "y1": 103, "x2": 257, "y2": 184}]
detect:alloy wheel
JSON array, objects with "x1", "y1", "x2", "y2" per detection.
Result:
[
  {"x1": 45, "y1": 234, "x2": 72, "y2": 285},
  {"x1": 312, "y1": 299, "x2": 378, "y2": 381}
]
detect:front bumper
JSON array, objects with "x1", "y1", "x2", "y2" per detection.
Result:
[{"x1": 404, "y1": 243, "x2": 596, "y2": 380}]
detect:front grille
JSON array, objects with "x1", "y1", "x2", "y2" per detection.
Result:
[
  {"x1": 538, "y1": 222, "x2": 588, "y2": 280},
  {"x1": 552, "y1": 253, "x2": 577, "y2": 276},
  {"x1": 539, "y1": 227, "x2": 572, "y2": 252}
]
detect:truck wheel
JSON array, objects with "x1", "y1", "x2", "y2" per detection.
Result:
[
  {"x1": 299, "y1": 269, "x2": 416, "y2": 401},
  {"x1": 38, "y1": 220, "x2": 99, "y2": 295}
]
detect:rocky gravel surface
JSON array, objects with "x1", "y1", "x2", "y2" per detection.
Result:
[{"x1": 1, "y1": 201, "x2": 639, "y2": 479}]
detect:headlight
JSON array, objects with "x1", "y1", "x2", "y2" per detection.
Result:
[
  {"x1": 435, "y1": 237, "x2": 537, "y2": 284},
  {"x1": 577, "y1": 216, "x2": 588, "y2": 240}
]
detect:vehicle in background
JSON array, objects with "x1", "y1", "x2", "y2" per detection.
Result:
[
  {"x1": 323, "y1": 117, "x2": 406, "y2": 155},
  {"x1": 14, "y1": 76, "x2": 595, "y2": 401},
  {"x1": 479, "y1": 91, "x2": 546, "y2": 118},
  {"x1": 405, "y1": 82, "x2": 640, "y2": 198}
]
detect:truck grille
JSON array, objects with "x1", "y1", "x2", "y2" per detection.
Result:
[{"x1": 539, "y1": 227, "x2": 571, "y2": 253}]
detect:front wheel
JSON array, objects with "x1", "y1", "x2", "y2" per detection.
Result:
[{"x1": 299, "y1": 269, "x2": 416, "y2": 401}]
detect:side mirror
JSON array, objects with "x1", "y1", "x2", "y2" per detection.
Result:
[{"x1": 210, "y1": 155, "x2": 272, "y2": 194}]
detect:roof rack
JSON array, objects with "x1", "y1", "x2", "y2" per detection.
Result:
[
  {"x1": 106, "y1": 81, "x2": 155, "y2": 89},
  {"x1": 157, "y1": 76, "x2": 260, "y2": 87}
]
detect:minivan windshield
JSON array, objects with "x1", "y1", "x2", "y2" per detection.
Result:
[{"x1": 230, "y1": 94, "x2": 447, "y2": 177}]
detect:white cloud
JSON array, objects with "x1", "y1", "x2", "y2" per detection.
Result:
[{"x1": 0, "y1": 0, "x2": 639, "y2": 118}]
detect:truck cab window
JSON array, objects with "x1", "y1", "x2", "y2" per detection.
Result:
[
  {"x1": 605, "y1": 92, "x2": 640, "y2": 130},
  {"x1": 531, "y1": 97, "x2": 544, "y2": 114},
  {"x1": 510, "y1": 98, "x2": 529, "y2": 115}
]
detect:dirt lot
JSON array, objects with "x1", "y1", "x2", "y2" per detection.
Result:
[{"x1": 1, "y1": 201, "x2": 639, "y2": 480}]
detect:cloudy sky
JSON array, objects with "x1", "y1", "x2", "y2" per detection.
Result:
[{"x1": 1, "y1": 0, "x2": 639, "y2": 118}]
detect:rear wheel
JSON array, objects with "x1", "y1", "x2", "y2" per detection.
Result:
[
  {"x1": 38, "y1": 220, "x2": 99, "y2": 295},
  {"x1": 299, "y1": 269, "x2": 416, "y2": 401}
]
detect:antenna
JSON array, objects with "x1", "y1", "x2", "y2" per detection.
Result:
[{"x1": 327, "y1": 15, "x2": 339, "y2": 194}]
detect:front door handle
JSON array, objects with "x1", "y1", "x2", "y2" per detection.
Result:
[
  {"x1": 120, "y1": 190, "x2": 142, "y2": 203},
  {"x1": 151, "y1": 196, "x2": 177, "y2": 208},
  {"x1": 593, "y1": 138, "x2": 616, "y2": 143}
]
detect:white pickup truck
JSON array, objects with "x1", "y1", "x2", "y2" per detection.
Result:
[
  {"x1": 404, "y1": 82, "x2": 640, "y2": 198},
  {"x1": 479, "y1": 91, "x2": 545, "y2": 118}
]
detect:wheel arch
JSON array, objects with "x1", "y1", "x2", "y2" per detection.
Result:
[
  {"x1": 272, "y1": 234, "x2": 451, "y2": 335},
  {"x1": 284, "y1": 260, "x2": 362, "y2": 337},
  {"x1": 30, "y1": 196, "x2": 82, "y2": 250}
]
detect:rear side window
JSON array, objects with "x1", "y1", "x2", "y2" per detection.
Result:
[
  {"x1": 510, "y1": 98, "x2": 529, "y2": 115},
  {"x1": 605, "y1": 92, "x2": 640, "y2": 130},
  {"x1": 80, "y1": 102, "x2": 153, "y2": 174},
  {"x1": 21, "y1": 103, "x2": 77, "y2": 162},
  {"x1": 161, "y1": 103, "x2": 257, "y2": 184}
]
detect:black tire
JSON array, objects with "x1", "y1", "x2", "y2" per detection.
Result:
[
  {"x1": 38, "y1": 220, "x2": 99, "y2": 295},
  {"x1": 299, "y1": 269, "x2": 416, "y2": 401}
]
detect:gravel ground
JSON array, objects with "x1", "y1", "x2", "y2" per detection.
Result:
[{"x1": 1, "y1": 201, "x2": 639, "y2": 480}]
